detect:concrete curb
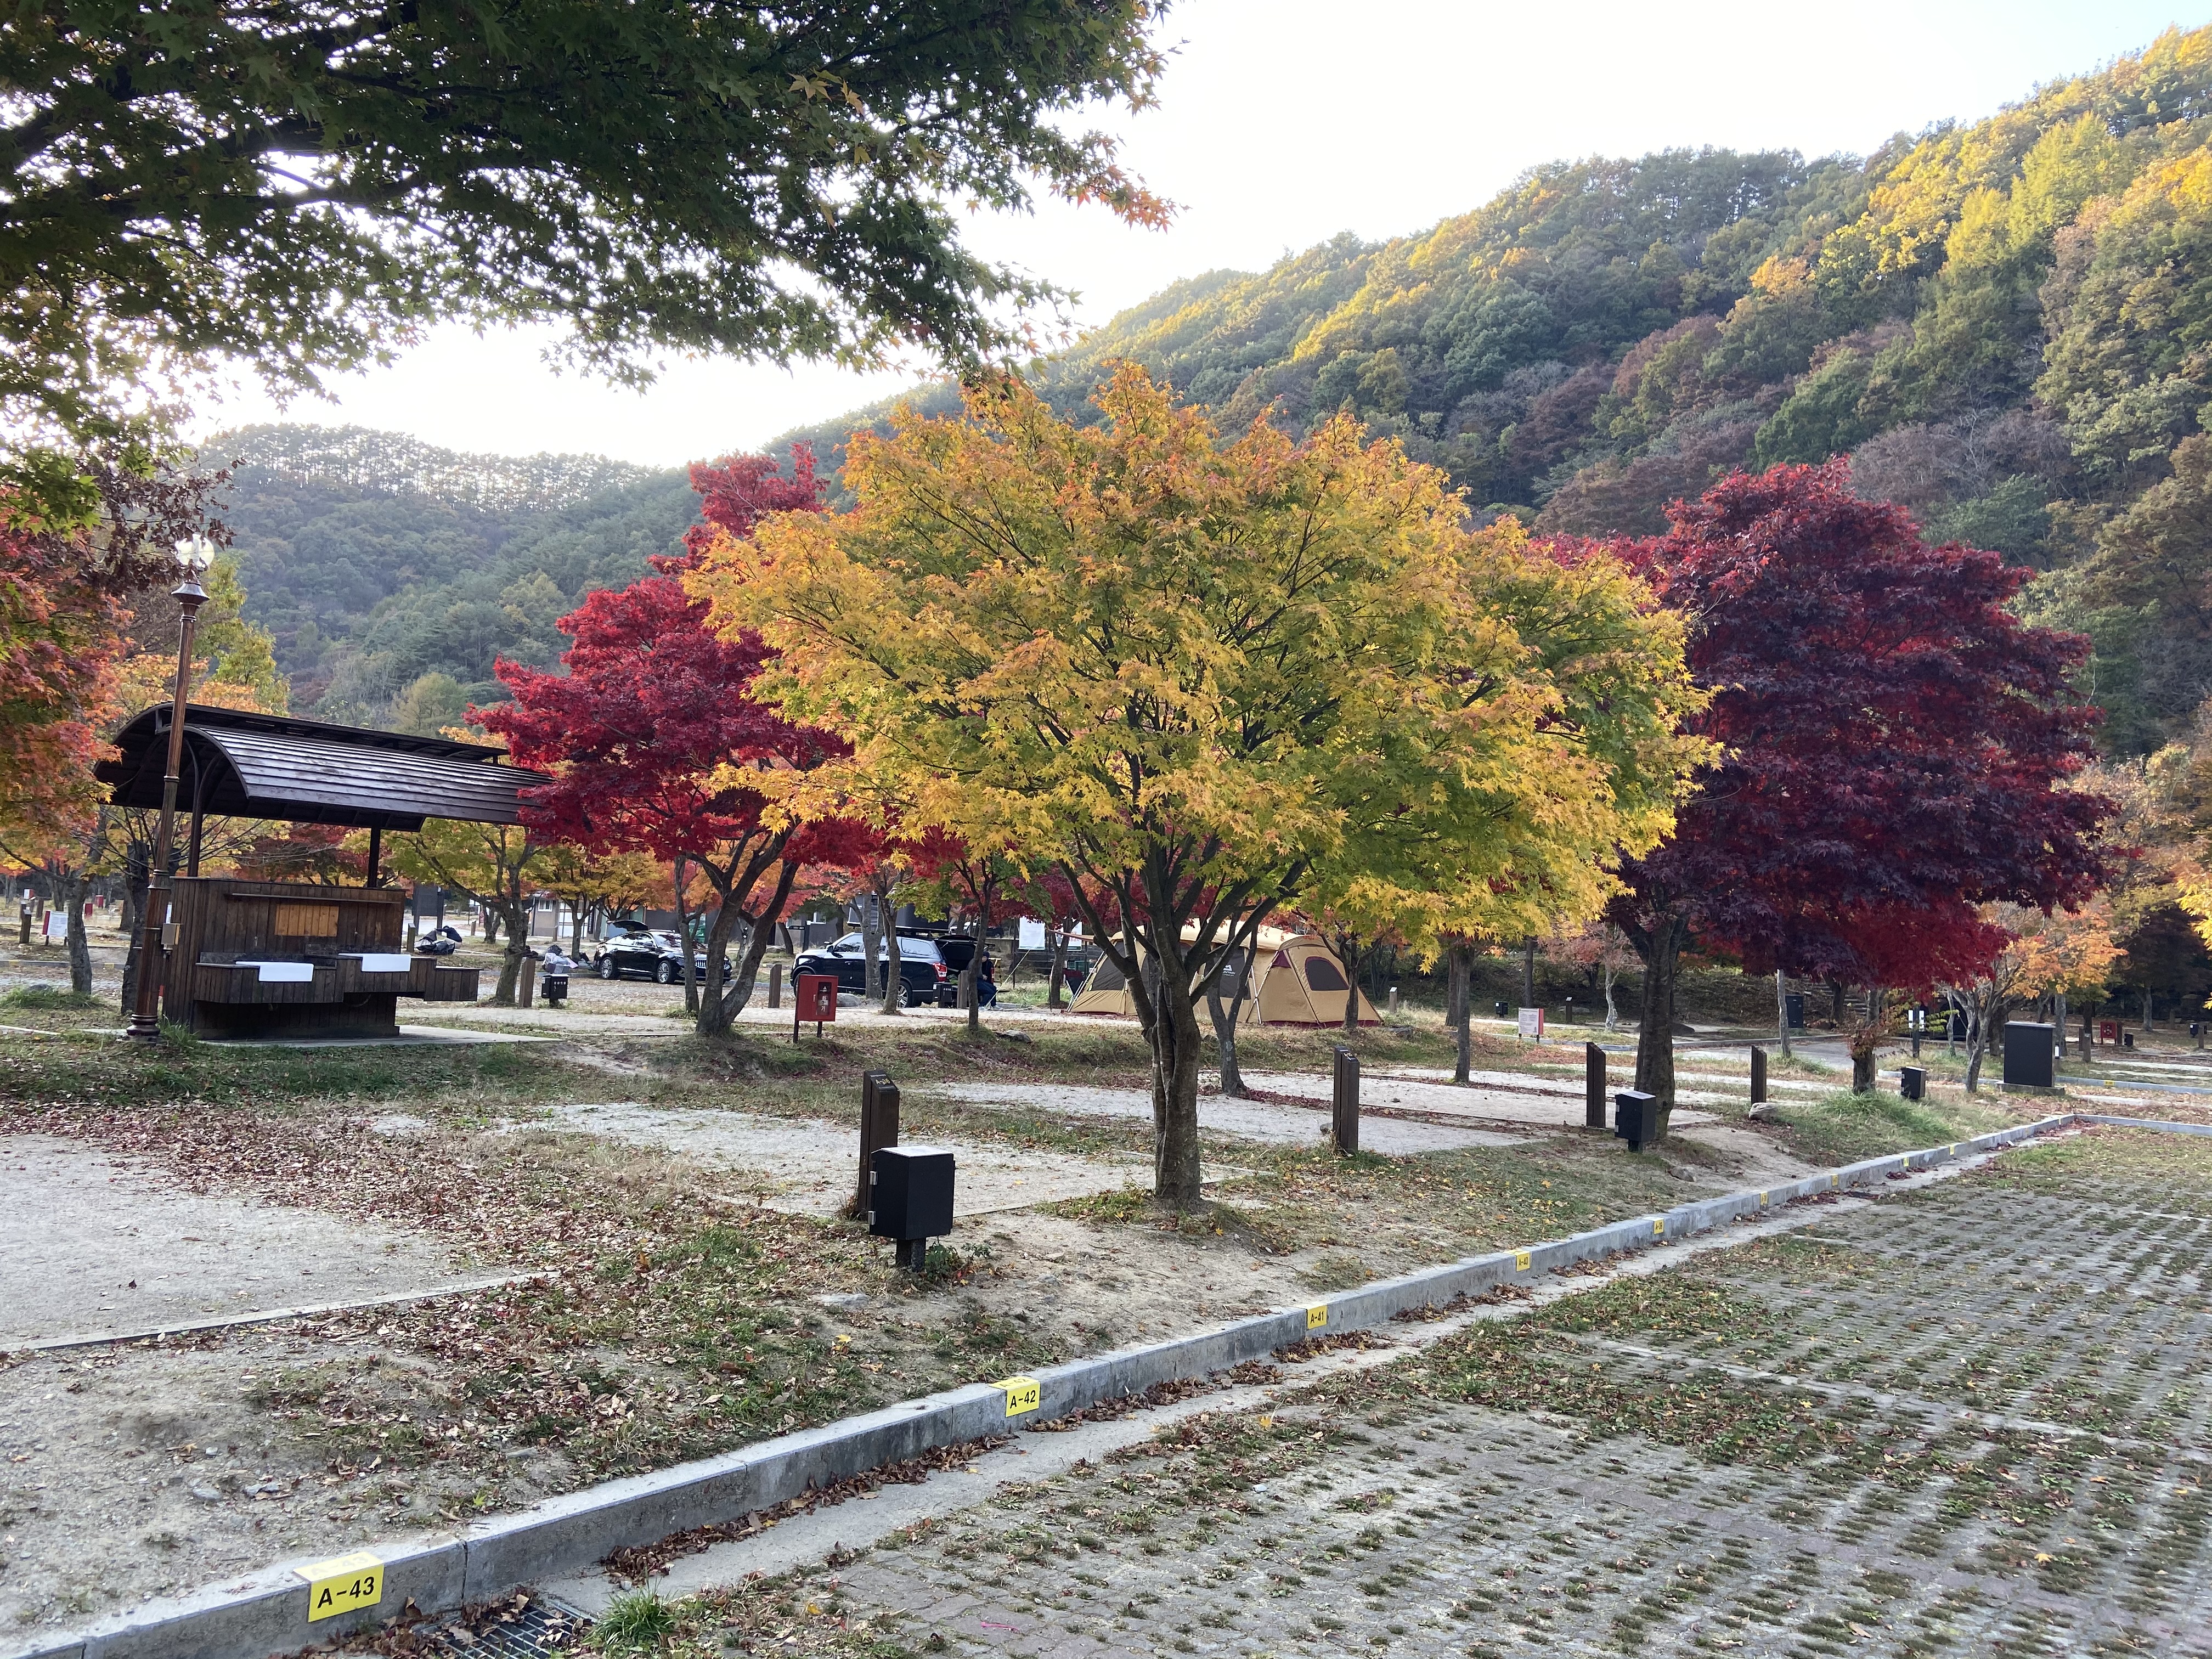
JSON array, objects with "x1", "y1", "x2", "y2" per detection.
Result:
[
  {"x1": 15, "y1": 1273, "x2": 533, "y2": 1356},
  {"x1": 0, "y1": 1107, "x2": 2137, "y2": 1659}
]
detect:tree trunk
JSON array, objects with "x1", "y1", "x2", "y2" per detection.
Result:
[
  {"x1": 696, "y1": 899, "x2": 744, "y2": 1037},
  {"x1": 2145, "y1": 988, "x2": 2154, "y2": 1031},
  {"x1": 1447, "y1": 941, "x2": 1474, "y2": 1085},
  {"x1": 569, "y1": 904, "x2": 585, "y2": 957},
  {"x1": 1963, "y1": 997, "x2": 2000, "y2": 1093},
  {"x1": 491, "y1": 901, "x2": 531, "y2": 1005},
  {"x1": 880, "y1": 919, "x2": 905, "y2": 1015},
  {"x1": 1338, "y1": 931, "x2": 1362, "y2": 1032},
  {"x1": 1603, "y1": 957, "x2": 1620, "y2": 1032},
  {"x1": 706, "y1": 861, "x2": 797, "y2": 1031},
  {"x1": 482, "y1": 908, "x2": 499, "y2": 946},
  {"x1": 63, "y1": 878, "x2": 92, "y2": 996},
  {"x1": 673, "y1": 857, "x2": 698, "y2": 1015},
  {"x1": 2053, "y1": 991, "x2": 2067, "y2": 1067},
  {"x1": 1206, "y1": 945, "x2": 1252, "y2": 1099},
  {"x1": 1046, "y1": 924, "x2": 1070, "y2": 1011},
  {"x1": 1632, "y1": 915, "x2": 1686, "y2": 1141},
  {"x1": 860, "y1": 898, "x2": 882, "y2": 1003},
  {"x1": 117, "y1": 847, "x2": 149, "y2": 1015},
  {"x1": 1152, "y1": 964, "x2": 1206, "y2": 1208},
  {"x1": 1775, "y1": 969, "x2": 1791, "y2": 1059},
  {"x1": 961, "y1": 934, "x2": 982, "y2": 1032},
  {"x1": 1850, "y1": 985, "x2": 1882, "y2": 1092}
]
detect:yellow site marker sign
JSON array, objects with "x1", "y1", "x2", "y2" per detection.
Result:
[
  {"x1": 998, "y1": 1376, "x2": 1041, "y2": 1417},
  {"x1": 297, "y1": 1550, "x2": 383, "y2": 1623},
  {"x1": 1306, "y1": 1304, "x2": 1328, "y2": 1330},
  {"x1": 1514, "y1": 1251, "x2": 1531, "y2": 1272}
]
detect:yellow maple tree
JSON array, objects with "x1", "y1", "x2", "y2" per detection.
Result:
[{"x1": 691, "y1": 365, "x2": 1700, "y2": 1206}]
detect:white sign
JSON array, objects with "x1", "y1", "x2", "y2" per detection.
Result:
[
  {"x1": 1018, "y1": 917, "x2": 1047, "y2": 951},
  {"x1": 42, "y1": 911, "x2": 67, "y2": 943},
  {"x1": 1517, "y1": 1006, "x2": 1544, "y2": 1041}
]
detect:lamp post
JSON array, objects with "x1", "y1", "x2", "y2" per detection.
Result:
[{"x1": 125, "y1": 535, "x2": 219, "y2": 1045}]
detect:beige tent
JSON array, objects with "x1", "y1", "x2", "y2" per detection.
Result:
[{"x1": 1068, "y1": 925, "x2": 1380, "y2": 1025}]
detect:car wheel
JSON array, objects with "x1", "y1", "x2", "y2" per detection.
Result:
[
  {"x1": 597, "y1": 956, "x2": 615, "y2": 980},
  {"x1": 655, "y1": 960, "x2": 676, "y2": 985}
]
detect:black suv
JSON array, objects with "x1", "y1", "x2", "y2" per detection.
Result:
[
  {"x1": 593, "y1": 930, "x2": 707, "y2": 984},
  {"x1": 793, "y1": 932, "x2": 975, "y2": 1006}
]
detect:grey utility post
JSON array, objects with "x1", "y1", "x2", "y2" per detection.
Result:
[
  {"x1": 1750, "y1": 1045, "x2": 1767, "y2": 1106},
  {"x1": 854, "y1": 1070, "x2": 900, "y2": 1219},
  {"x1": 1584, "y1": 1042, "x2": 1607, "y2": 1130},
  {"x1": 1330, "y1": 1047, "x2": 1361, "y2": 1155}
]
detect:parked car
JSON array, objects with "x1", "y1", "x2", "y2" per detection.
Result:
[
  {"x1": 594, "y1": 929, "x2": 706, "y2": 984},
  {"x1": 792, "y1": 932, "x2": 975, "y2": 1007}
]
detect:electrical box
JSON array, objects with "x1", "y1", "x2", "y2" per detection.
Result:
[
  {"x1": 870, "y1": 1144, "x2": 955, "y2": 1244},
  {"x1": 2001, "y1": 1022, "x2": 2055, "y2": 1091},
  {"x1": 1899, "y1": 1065, "x2": 1926, "y2": 1102}
]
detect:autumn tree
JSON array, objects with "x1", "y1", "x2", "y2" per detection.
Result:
[
  {"x1": 698, "y1": 367, "x2": 1700, "y2": 1207},
  {"x1": 902, "y1": 828, "x2": 1029, "y2": 1032},
  {"x1": 482, "y1": 456, "x2": 866, "y2": 1036},
  {"x1": 1942, "y1": 904, "x2": 2120, "y2": 1092},
  {"x1": 388, "y1": 820, "x2": 550, "y2": 1006},
  {"x1": 1555, "y1": 464, "x2": 2111, "y2": 1120}
]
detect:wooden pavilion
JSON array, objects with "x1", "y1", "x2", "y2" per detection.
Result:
[{"x1": 97, "y1": 704, "x2": 546, "y2": 1039}]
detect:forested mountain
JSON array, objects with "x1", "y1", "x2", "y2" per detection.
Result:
[
  {"x1": 215, "y1": 26, "x2": 2212, "y2": 752},
  {"x1": 198, "y1": 425, "x2": 701, "y2": 726},
  {"x1": 775, "y1": 25, "x2": 2212, "y2": 753}
]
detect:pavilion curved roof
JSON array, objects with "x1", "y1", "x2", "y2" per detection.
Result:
[{"x1": 97, "y1": 704, "x2": 548, "y2": 832}]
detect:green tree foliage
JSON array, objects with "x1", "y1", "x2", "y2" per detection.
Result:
[{"x1": 1, "y1": 0, "x2": 1169, "y2": 500}]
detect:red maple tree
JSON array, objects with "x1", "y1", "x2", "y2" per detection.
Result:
[
  {"x1": 1552, "y1": 463, "x2": 2112, "y2": 1111},
  {"x1": 481, "y1": 451, "x2": 865, "y2": 1036}
]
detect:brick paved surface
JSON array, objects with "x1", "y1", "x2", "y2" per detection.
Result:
[{"x1": 718, "y1": 1129, "x2": 2212, "y2": 1656}]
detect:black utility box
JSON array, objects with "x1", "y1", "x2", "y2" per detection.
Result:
[
  {"x1": 871, "y1": 1144, "x2": 955, "y2": 1246},
  {"x1": 1784, "y1": 992, "x2": 1805, "y2": 1030},
  {"x1": 1614, "y1": 1089, "x2": 1658, "y2": 1152},
  {"x1": 2001, "y1": 1021, "x2": 2056, "y2": 1091},
  {"x1": 1899, "y1": 1065, "x2": 1926, "y2": 1102}
]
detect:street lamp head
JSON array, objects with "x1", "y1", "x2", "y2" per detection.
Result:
[{"x1": 174, "y1": 534, "x2": 218, "y2": 575}]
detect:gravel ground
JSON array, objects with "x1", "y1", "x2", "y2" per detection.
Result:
[
  {"x1": 639, "y1": 1125, "x2": 2212, "y2": 1657},
  {"x1": 0, "y1": 1134, "x2": 497, "y2": 1346}
]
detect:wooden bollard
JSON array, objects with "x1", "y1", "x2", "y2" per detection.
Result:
[
  {"x1": 768, "y1": 962, "x2": 783, "y2": 1009},
  {"x1": 1585, "y1": 1042, "x2": 1607, "y2": 1130},
  {"x1": 854, "y1": 1069, "x2": 900, "y2": 1220},
  {"x1": 1330, "y1": 1047, "x2": 1360, "y2": 1155},
  {"x1": 1751, "y1": 1045, "x2": 1767, "y2": 1105}
]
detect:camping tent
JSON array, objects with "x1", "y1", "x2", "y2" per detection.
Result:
[{"x1": 1068, "y1": 925, "x2": 1380, "y2": 1025}]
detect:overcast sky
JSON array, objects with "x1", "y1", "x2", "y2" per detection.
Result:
[{"x1": 195, "y1": 1, "x2": 2208, "y2": 467}]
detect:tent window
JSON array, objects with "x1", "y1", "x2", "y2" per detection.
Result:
[
  {"x1": 1088, "y1": 957, "x2": 1128, "y2": 993},
  {"x1": 1304, "y1": 956, "x2": 1347, "y2": 991}
]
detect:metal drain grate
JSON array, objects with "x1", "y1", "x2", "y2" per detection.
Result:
[{"x1": 427, "y1": 1592, "x2": 588, "y2": 1657}]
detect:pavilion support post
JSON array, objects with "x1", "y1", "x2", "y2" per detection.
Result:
[{"x1": 366, "y1": 826, "x2": 382, "y2": 888}]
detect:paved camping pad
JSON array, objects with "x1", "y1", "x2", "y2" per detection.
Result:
[{"x1": 675, "y1": 1127, "x2": 2212, "y2": 1656}]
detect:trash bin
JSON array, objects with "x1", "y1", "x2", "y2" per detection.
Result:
[
  {"x1": 1899, "y1": 1065, "x2": 1925, "y2": 1102},
  {"x1": 1613, "y1": 1089, "x2": 1658, "y2": 1152},
  {"x1": 871, "y1": 1144, "x2": 955, "y2": 1271}
]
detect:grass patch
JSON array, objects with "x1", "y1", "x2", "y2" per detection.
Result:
[
  {"x1": 1760, "y1": 1086, "x2": 2021, "y2": 1166},
  {"x1": 0, "y1": 984, "x2": 100, "y2": 1011}
]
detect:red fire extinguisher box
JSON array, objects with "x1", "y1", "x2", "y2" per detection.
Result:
[{"x1": 794, "y1": 973, "x2": 838, "y2": 1023}]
